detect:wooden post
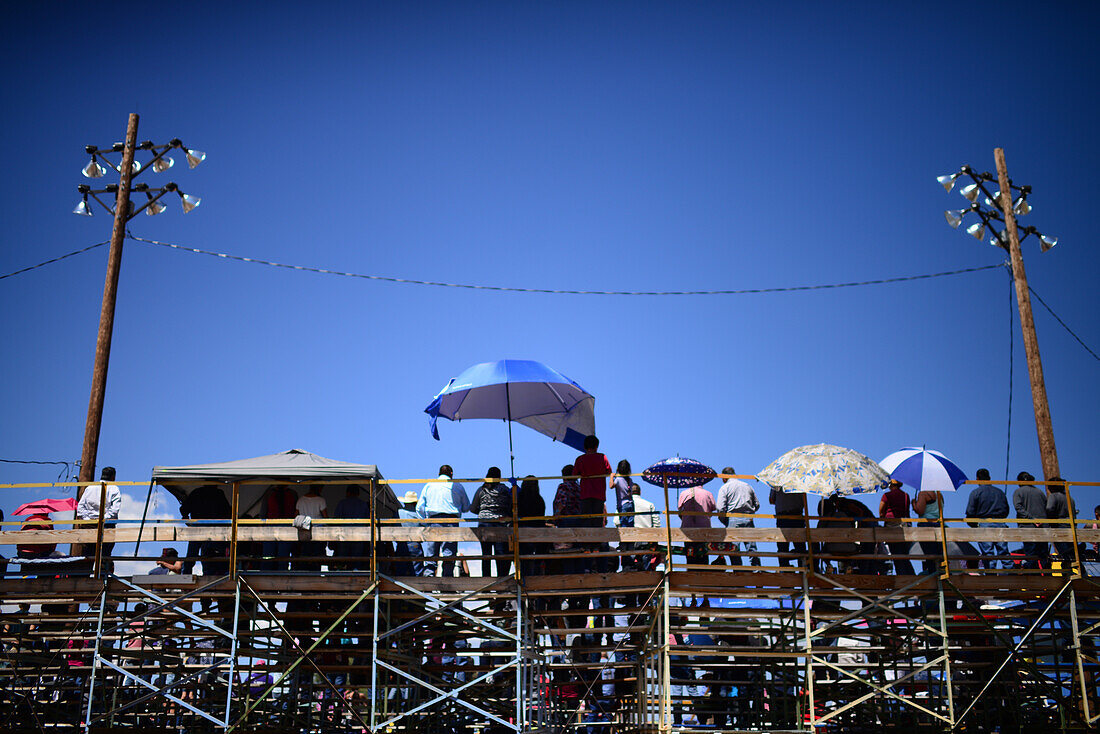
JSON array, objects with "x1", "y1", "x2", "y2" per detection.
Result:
[
  {"x1": 370, "y1": 479, "x2": 378, "y2": 582},
  {"x1": 995, "y1": 147, "x2": 1060, "y2": 480},
  {"x1": 92, "y1": 480, "x2": 107, "y2": 577},
  {"x1": 937, "y1": 491, "x2": 951, "y2": 578},
  {"x1": 1065, "y1": 481, "x2": 1082, "y2": 576},
  {"x1": 802, "y1": 493, "x2": 815, "y2": 573},
  {"x1": 78, "y1": 113, "x2": 139, "y2": 485},
  {"x1": 229, "y1": 482, "x2": 240, "y2": 580}
]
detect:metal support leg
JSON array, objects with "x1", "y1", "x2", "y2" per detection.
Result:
[
  {"x1": 802, "y1": 570, "x2": 816, "y2": 730},
  {"x1": 516, "y1": 580, "x2": 523, "y2": 730},
  {"x1": 83, "y1": 583, "x2": 110, "y2": 734},
  {"x1": 660, "y1": 574, "x2": 671, "y2": 733},
  {"x1": 1070, "y1": 588, "x2": 1094, "y2": 723},
  {"x1": 937, "y1": 577, "x2": 955, "y2": 726},
  {"x1": 223, "y1": 578, "x2": 242, "y2": 726},
  {"x1": 371, "y1": 583, "x2": 380, "y2": 732}
]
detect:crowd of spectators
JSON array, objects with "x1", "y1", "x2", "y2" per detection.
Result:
[{"x1": 4, "y1": 442, "x2": 1087, "y2": 580}]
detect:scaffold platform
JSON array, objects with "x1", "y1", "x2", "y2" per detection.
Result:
[{"x1": 2, "y1": 477, "x2": 1099, "y2": 733}]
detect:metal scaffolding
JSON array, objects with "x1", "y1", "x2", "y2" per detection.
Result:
[{"x1": 1, "y1": 477, "x2": 1099, "y2": 732}]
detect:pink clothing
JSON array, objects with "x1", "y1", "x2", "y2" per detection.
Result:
[
  {"x1": 677, "y1": 486, "x2": 716, "y2": 528},
  {"x1": 574, "y1": 452, "x2": 612, "y2": 502}
]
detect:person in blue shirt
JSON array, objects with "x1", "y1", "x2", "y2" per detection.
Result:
[
  {"x1": 395, "y1": 491, "x2": 424, "y2": 577},
  {"x1": 965, "y1": 468, "x2": 1012, "y2": 570},
  {"x1": 417, "y1": 465, "x2": 469, "y2": 577}
]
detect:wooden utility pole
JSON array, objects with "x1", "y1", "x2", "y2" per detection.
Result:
[
  {"x1": 78, "y1": 113, "x2": 139, "y2": 484},
  {"x1": 994, "y1": 147, "x2": 1060, "y2": 480}
]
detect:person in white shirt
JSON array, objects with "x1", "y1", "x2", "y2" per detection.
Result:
[
  {"x1": 77, "y1": 466, "x2": 122, "y2": 573},
  {"x1": 296, "y1": 484, "x2": 328, "y2": 519},
  {"x1": 715, "y1": 467, "x2": 761, "y2": 568},
  {"x1": 295, "y1": 484, "x2": 328, "y2": 571},
  {"x1": 77, "y1": 465, "x2": 122, "y2": 522},
  {"x1": 616, "y1": 483, "x2": 661, "y2": 571}
]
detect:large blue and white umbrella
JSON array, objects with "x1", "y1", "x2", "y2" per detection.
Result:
[
  {"x1": 879, "y1": 447, "x2": 967, "y2": 493},
  {"x1": 425, "y1": 360, "x2": 595, "y2": 468}
]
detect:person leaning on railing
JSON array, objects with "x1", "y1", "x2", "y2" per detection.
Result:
[
  {"x1": 76, "y1": 466, "x2": 121, "y2": 574},
  {"x1": 715, "y1": 468, "x2": 761, "y2": 568},
  {"x1": 551, "y1": 465, "x2": 581, "y2": 574},
  {"x1": 678, "y1": 484, "x2": 716, "y2": 567},
  {"x1": 1046, "y1": 477, "x2": 1077, "y2": 567},
  {"x1": 880, "y1": 479, "x2": 915, "y2": 575},
  {"x1": 574, "y1": 435, "x2": 612, "y2": 574},
  {"x1": 517, "y1": 475, "x2": 546, "y2": 579},
  {"x1": 416, "y1": 464, "x2": 469, "y2": 578},
  {"x1": 770, "y1": 488, "x2": 806, "y2": 568},
  {"x1": 964, "y1": 469, "x2": 1012, "y2": 571},
  {"x1": 1013, "y1": 472, "x2": 1048, "y2": 570},
  {"x1": 260, "y1": 484, "x2": 298, "y2": 571},
  {"x1": 469, "y1": 466, "x2": 512, "y2": 578},
  {"x1": 913, "y1": 486, "x2": 944, "y2": 574}
]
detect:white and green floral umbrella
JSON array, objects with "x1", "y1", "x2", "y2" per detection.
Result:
[{"x1": 757, "y1": 443, "x2": 889, "y2": 496}]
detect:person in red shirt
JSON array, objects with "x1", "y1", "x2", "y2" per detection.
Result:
[
  {"x1": 261, "y1": 484, "x2": 299, "y2": 571},
  {"x1": 878, "y1": 479, "x2": 915, "y2": 575},
  {"x1": 574, "y1": 435, "x2": 611, "y2": 577},
  {"x1": 574, "y1": 435, "x2": 611, "y2": 526}
]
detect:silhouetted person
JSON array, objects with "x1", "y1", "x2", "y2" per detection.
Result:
[
  {"x1": 470, "y1": 467, "x2": 513, "y2": 577},
  {"x1": 1013, "y1": 471, "x2": 1048, "y2": 569},
  {"x1": 966, "y1": 469, "x2": 1012, "y2": 570}
]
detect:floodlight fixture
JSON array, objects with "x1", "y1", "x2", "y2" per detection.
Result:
[
  {"x1": 937, "y1": 173, "x2": 959, "y2": 192},
  {"x1": 1013, "y1": 197, "x2": 1031, "y2": 216},
  {"x1": 966, "y1": 222, "x2": 985, "y2": 241},
  {"x1": 960, "y1": 183, "x2": 981, "y2": 203},
  {"x1": 82, "y1": 156, "x2": 106, "y2": 178},
  {"x1": 179, "y1": 191, "x2": 201, "y2": 213},
  {"x1": 145, "y1": 192, "x2": 166, "y2": 216},
  {"x1": 185, "y1": 149, "x2": 205, "y2": 168},
  {"x1": 73, "y1": 196, "x2": 93, "y2": 216},
  {"x1": 1040, "y1": 234, "x2": 1057, "y2": 252},
  {"x1": 152, "y1": 156, "x2": 174, "y2": 173},
  {"x1": 944, "y1": 209, "x2": 965, "y2": 229}
]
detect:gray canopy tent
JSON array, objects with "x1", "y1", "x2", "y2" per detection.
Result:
[{"x1": 152, "y1": 448, "x2": 399, "y2": 520}]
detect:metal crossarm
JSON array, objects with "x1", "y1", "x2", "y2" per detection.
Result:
[
  {"x1": 91, "y1": 655, "x2": 227, "y2": 726},
  {"x1": 952, "y1": 579, "x2": 1074, "y2": 727},
  {"x1": 229, "y1": 579, "x2": 374, "y2": 731},
  {"x1": 810, "y1": 653, "x2": 952, "y2": 723},
  {"x1": 380, "y1": 573, "x2": 519, "y2": 641},
  {"x1": 808, "y1": 570, "x2": 945, "y2": 639},
  {"x1": 110, "y1": 573, "x2": 234, "y2": 638},
  {"x1": 374, "y1": 657, "x2": 520, "y2": 731}
]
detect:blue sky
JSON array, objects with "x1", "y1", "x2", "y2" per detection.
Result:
[{"x1": 1, "y1": 1, "x2": 1098, "y2": 532}]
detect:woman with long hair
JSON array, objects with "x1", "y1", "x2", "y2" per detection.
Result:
[{"x1": 470, "y1": 467, "x2": 512, "y2": 577}]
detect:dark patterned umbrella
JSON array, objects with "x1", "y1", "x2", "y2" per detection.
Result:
[{"x1": 641, "y1": 456, "x2": 717, "y2": 489}]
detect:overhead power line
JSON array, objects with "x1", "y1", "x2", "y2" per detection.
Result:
[
  {"x1": 1028, "y1": 285, "x2": 1100, "y2": 362},
  {"x1": 128, "y1": 233, "x2": 1005, "y2": 296},
  {"x1": 0, "y1": 241, "x2": 108, "y2": 281}
]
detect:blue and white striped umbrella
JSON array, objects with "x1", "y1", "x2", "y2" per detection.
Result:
[{"x1": 879, "y1": 447, "x2": 967, "y2": 493}]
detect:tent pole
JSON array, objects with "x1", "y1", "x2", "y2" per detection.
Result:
[
  {"x1": 506, "y1": 385, "x2": 515, "y2": 479},
  {"x1": 133, "y1": 479, "x2": 155, "y2": 558}
]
